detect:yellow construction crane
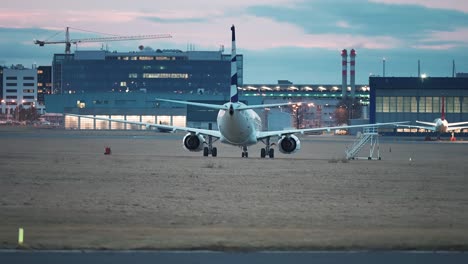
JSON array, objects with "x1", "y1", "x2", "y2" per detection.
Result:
[{"x1": 34, "y1": 27, "x2": 172, "y2": 54}]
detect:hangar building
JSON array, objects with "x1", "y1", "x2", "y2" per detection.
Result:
[{"x1": 369, "y1": 76, "x2": 468, "y2": 135}]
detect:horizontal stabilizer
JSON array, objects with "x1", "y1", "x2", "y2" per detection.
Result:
[
  {"x1": 155, "y1": 98, "x2": 228, "y2": 110},
  {"x1": 416, "y1": 120, "x2": 436, "y2": 126},
  {"x1": 237, "y1": 102, "x2": 293, "y2": 110}
]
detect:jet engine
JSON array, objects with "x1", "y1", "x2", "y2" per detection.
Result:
[
  {"x1": 182, "y1": 133, "x2": 205, "y2": 152},
  {"x1": 277, "y1": 134, "x2": 301, "y2": 154}
]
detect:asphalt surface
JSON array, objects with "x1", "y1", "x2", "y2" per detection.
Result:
[{"x1": 1, "y1": 250, "x2": 468, "y2": 264}]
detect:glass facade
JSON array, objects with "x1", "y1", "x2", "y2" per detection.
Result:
[
  {"x1": 53, "y1": 51, "x2": 243, "y2": 95},
  {"x1": 63, "y1": 114, "x2": 186, "y2": 130},
  {"x1": 375, "y1": 96, "x2": 462, "y2": 114}
]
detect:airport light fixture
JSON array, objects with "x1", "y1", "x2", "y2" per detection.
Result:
[{"x1": 421, "y1": 73, "x2": 427, "y2": 79}]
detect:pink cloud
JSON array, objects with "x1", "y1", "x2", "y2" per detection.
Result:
[{"x1": 0, "y1": 1, "x2": 401, "y2": 52}]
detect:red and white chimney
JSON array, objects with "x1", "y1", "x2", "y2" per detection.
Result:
[
  {"x1": 341, "y1": 49, "x2": 348, "y2": 98},
  {"x1": 350, "y1": 49, "x2": 356, "y2": 99}
]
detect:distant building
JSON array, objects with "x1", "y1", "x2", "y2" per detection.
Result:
[
  {"x1": 1, "y1": 66, "x2": 44, "y2": 115},
  {"x1": 37, "y1": 66, "x2": 52, "y2": 106},
  {"x1": 370, "y1": 76, "x2": 468, "y2": 134},
  {"x1": 52, "y1": 49, "x2": 243, "y2": 95},
  {"x1": 456, "y1": 72, "x2": 468, "y2": 78}
]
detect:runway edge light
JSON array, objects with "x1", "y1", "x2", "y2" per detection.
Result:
[{"x1": 18, "y1": 227, "x2": 24, "y2": 245}]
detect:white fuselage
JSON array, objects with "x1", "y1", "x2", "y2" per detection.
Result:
[
  {"x1": 217, "y1": 102, "x2": 262, "y2": 146},
  {"x1": 434, "y1": 118, "x2": 449, "y2": 133}
]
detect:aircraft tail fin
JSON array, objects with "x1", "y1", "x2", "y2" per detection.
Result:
[
  {"x1": 441, "y1": 96, "x2": 445, "y2": 121},
  {"x1": 230, "y1": 25, "x2": 239, "y2": 103}
]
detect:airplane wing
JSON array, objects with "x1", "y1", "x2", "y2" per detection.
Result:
[
  {"x1": 256, "y1": 121, "x2": 409, "y2": 139},
  {"x1": 67, "y1": 114, "x2": 222, "y2": 138},
  {"x1": 416, "y1": 120, "x2": 436, "y2": 126},
  {"x1": 448, "y1": 121, "x2": 468, "y2": 127},
  {"x1": 446, "y1": 125, "x2": 468, "y2": 132}
]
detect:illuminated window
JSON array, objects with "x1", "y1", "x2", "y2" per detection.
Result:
[
  {"x1": 138, "y1": 56, "x2": 154, "y2": 60},
  {"x1": 125, "y1": 115, "x2": 141, "y2": 130},
  {"x1": 80, "y1": 117, "x2": 94, "y2": 130},
  {"x1": 37, "y1": 70, "x2": 43, "y2": 74},
  {"x1": 419, "y1": 97, "x2": 426, "y2": 113},
  {"x1": 110, "y1": 115, "x2": 125, "y2": 129},
  {"x1": 157, "y1": 116, "x2": 171, "y2": 125},
  {"x1": 425, "y1": 97, "x2": 432, "y2": 113},
  {"x1": 433, "y1": 97, "x2": 440, "y2": 114},
  {"x1": 382, "y1": 97, "x2": 389, "y2": 112},
  {"x1": 389, "y1": 97, "x2": 396, "y2": 112},
  {"x1": 65, "y1": 115, "x2": 79, "y2": 129},
  {"x1": 403, "y1": 97, "x2": 411, "y2": 112},
  {"x1": 77, "y1": 100, "x2": 86, "y2": 109},
  {"x1": 128, "y1": 73, "x2": 138, "y2": 78},
  {"x1": 397, "y1": 97, "x2": 403, "y2": 112},
  {"x1": 463, "y1": 97, "x2": 468, "y2": 113},
  {"x1": 95, "y1": 115, "x2": 110, "y2": 130},
  {"x1": 376, "y1": 97, "x2": 383, "y2": 112},
  {"x1": 453, "y1": 97, "x2": 461, "y2": 113},
  {"x1": 142, "y1": 73, "x2": 188, "y2": 79},
  {"x1": 38, "y1": 83, "x2": 43, "y2": 87},
  {"x1": 142, "y1": 115, "x2": 156, "y2": 124},
  {"x1": 411, "y1": 97, "x2": 417, "y2": 113},
  {"x1": 446, "y1": 97, "x2": 453, "y2": 113},
  {"x1": 172, "y1": 116, "x2": 186, "y2": 127},
  {"x1": 120, "y1": 82, "x2": 126, "y2": 87}
]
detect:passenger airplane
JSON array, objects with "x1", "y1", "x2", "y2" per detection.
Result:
[
  {"x1": 69, "y1": 25, "x2": 407, "y2": 158},
  {"x1": 397, "y1": 97, "x2": 468, "y2": 135}
]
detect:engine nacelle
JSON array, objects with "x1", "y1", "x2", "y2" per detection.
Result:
[
  {"x1": 182, "y1": 133, "x2": 205, "y2": 152},
  {"x1": 278, "y1": 134, "x2": 301, "y2": 154}
]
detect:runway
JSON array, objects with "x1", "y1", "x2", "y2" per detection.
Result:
[
  {"x1": 1, "y1": 250, "x2": 468, "y2": 264},
  {"x1": 1, "y1": 127, "x2": 468, "y2": 250}
]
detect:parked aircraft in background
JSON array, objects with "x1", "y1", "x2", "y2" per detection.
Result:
[
  {"x1": 69, "y1": 25, "x2": 407, "y2": 158},
  {"x1": 397, "y1": 97, "x2": 468, "y2": 139}
]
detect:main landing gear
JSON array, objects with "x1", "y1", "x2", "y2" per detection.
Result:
[
  {"x1": 241, "y1": 145, "x2": 248, "y2": 158},
  {"x1": 260, "y1": 137, "x2": 274, "y2": 158},
  {"x1": 203, "y1": 134, "x2": 218, "y2": 157},
  {"x1": 240, "y1": 137, "x2": 275, "y2": 158}
]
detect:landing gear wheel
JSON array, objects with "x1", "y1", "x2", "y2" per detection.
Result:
[
  {"x1": 212, "y1": 147, "x2": 217, "y2": 157},
  {"x1": 260, "y1": 148, "x2": 266, "y2": 158},
  {"x1": 203, "y1": 147, "x2": 209, "y2": 157},
  {"x1": 268, "y1": 148, "x2": 274, "y2": 158},
  {"x1": 241, "y1": 151, "x2": 248, "y2": 158}
]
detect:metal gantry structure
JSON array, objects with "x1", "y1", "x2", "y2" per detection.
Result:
[{"x1": 34, "y1": 27, "x2": 172, "y2": 54}]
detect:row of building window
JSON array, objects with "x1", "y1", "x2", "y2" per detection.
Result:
[
  {"x1": 5, "y1": 95, "x2": 36, "y2": 99},
  {"x1": 5, "y1": 89, "x2": 35, "y2": 93},
  {"x1": 5, "y1": 76, "x2": 35, "y2": 80},
  {"x1": 142, "y1": 73, "x2": 189, "y2": 79},
  {"x1": 112, "y1": 56, "x2": 180, "y2": 61},
  {"x1": 5, "y1": 83, "x2": 35, "y2": 86},
  {"x1": 376, "y1": 96, "x2": 468, "y2": 113},
  {"x1": 65, "y1": 115, "x2": 186, "y2": 130}
]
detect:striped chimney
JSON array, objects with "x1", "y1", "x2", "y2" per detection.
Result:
[
  {"x1": 341, "y1": 49, "x2": 348, "y2": 98},
  {"x1": 350, "y1": 49, "x2": 356, "y2": 99}
]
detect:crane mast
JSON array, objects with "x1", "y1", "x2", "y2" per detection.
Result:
[{"x1": 34, "y1": 27, "x2": 172, "y2": 54}]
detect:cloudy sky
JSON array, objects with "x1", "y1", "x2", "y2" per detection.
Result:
[{"x1": 1, "y1": 0, "x2": 468, "y2": 84}]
